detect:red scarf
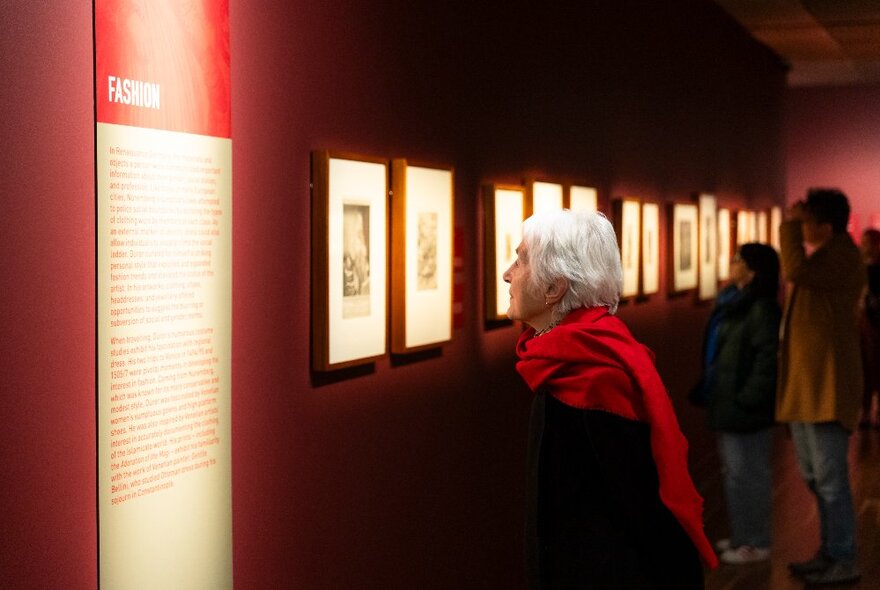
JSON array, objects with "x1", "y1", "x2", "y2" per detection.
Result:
[{"x1": 516, "y1": 306, "x2": 718, "y2": 568}]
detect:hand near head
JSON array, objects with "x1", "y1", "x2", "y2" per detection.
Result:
[{"x1": 788, "y1": 200, "x2": 806, "y2": 221}]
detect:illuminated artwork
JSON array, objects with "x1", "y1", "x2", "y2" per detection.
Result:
[
  {"x1": 698, "y1": 193, "x2": 718, "y2": 300},
  {"x1": 390, "y1": 161, "x2": 454, "y2": 352},
  {"x1": 312, "y1": 151, "x2": 388, "y2": 370},
  {"x1": 670, "y1": 202, "x2": 699, "y2": 293},
  {"x1": 484, "y1": 185, "x2": 525, "y2": 322},
  {"x1": 641, "y1": 202, "x2": 660, "y2": 295}
]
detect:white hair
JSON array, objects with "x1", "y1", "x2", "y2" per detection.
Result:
[{"x1": 521, "y1": 209, "x2": 622, "y2": 319}]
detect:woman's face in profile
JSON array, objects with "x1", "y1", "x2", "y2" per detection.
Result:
[
  {"x1": 729, "y1": 252, "x2": 754, "y2": 288},
  {"x1": 502, "y1": 242, "x2": 546, "y2": 327}
]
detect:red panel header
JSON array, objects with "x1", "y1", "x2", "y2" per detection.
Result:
[{"x1": 95, "y1": 0, "x2": 230, "y2": 138}]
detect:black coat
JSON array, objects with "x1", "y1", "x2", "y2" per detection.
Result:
[
  {"x1": 703, "y1": 288, "x2": 780, "y2": 432},
  {"x1": 526, "y1": 393, "x2": 704, "y2": 590}
]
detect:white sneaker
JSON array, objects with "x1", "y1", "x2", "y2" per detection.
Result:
[
  {"x1": 720, "y1": 545, "x2": 771, "y2": 564},
  {"x1": 715, "y1": 538, "x2": 732, "y2": 552}
]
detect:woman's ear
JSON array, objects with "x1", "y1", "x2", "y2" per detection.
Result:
[{"x1": 545, "y1": 277, "x2": 569, "y2": 305}]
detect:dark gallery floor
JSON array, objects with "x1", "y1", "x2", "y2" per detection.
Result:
[{"x1": 701, "y1": 426, "x2": 880, "y2": 590}]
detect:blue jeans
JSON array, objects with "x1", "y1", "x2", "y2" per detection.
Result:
[
  {"x1": 718, "y1": 429, "x2": 773, "y2": 548},
  {"x1": 789, "y1": 422, "x2": 857, "y2": 561}
]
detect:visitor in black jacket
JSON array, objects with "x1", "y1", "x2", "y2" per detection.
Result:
[{"x1": 693, "y1": 242, "x2": 781, "y2": 565}]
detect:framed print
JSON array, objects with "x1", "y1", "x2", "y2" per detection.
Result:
[
  {"x1": 528, "y1": 180, "x2": 564, "y2": 216},
  {"x1": 484, "y1": 184, "x2": 525, "y2": 322},
  {"x1": 669, "y1": 202, "x2": 699, "y2": 294},
  {"x1": 311, "y1": 151, "x2": 388, "y2": 371},
  {"x1": 569, "y1": 185, "x2": 598, "y2": 212},
  {"x1": 698, "y1": 193, "x2": 718, "y2": 301},
  {"x1": 641, "y1": 202, "x2": 660, "y2": 296},
  {"x1": 718, "y1": 208, "x2": 731, "y2": 281},
  {"x1": 613, "y1": 198, "x2": 641, "y2": 299},
  {"x1": 390, "y1": 160, "x2": 453, "y2": 353},
  {"x1": 757, "y1": 210, "x2": 769, "y2": 243},
  {"x1": 736, "y1": 210, "x2": 750, "y2": 246},
  {"x1": 770, "y1": 206, "x2": 782, "y2": 250},
  {"x1": 748, "y1": 211, "x2": 759, "y2": 242}
]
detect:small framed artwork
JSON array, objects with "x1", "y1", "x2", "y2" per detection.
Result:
[
  {"x1": 569, "y1": 185, "x2": 598, "y2": 212},
  {"x1": 641, "y1": 202, "x2": 660, "y2": 296},
  {"x1": 669, "y1": 202, "x2": 699, "y2": 294},
  {"x1": 311, "y1": 151, "x2": 388, "y2": 371},
  {"x1": 770, "y1": 206, "x2": 782, "y2": 250},
  {"x1": 757, "y1": 210, "x2": 769, "y2": 243},
  {"x1": 390, "y1": 160, "x2": 454, "y2": 354},
  {"x1": 736, "y1": 210, "x2": 750, "y2": 247},
  {"x1": 484, "y1": 184, "x2": 525, "y2": 322},
  {"x1": 698, "y1": 193, "x2": 718, "y2": 301},
  {"x1": 718, "y1": 208, "x2": 731, "y2": 281},
  {"x1": 613, "y1": 198, "x2": 641, "y2": 299},
  {"x1": 528, "y1": 180, "x2": 564, "y2": 217},
  {"x1": 748, "y1": 211, "x2": 759, "y2": 242}
]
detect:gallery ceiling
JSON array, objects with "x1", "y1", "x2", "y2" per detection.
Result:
[{"x1": 713, "y1": 0, "x2": 880, "y2": 86}]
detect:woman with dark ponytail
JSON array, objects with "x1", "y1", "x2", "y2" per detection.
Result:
[{"x1": 692, "y1": 242, "x2": 781, "y2": 564}]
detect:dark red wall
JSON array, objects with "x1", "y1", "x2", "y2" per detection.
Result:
[
  {"x1": 785, "y1": 85, "x2": 880, "y2": 231},
  {"x1": 0, "y1": 3, "x2": 97, "y2": 589},
  {"x1": 1, "y1": 1, "x2": 785, "y2": 588}
]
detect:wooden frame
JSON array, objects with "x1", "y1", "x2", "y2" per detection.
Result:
[
  {"x1": 668, "y1": 202, "x2": 699, "y2": 294},
  {"x1": 484, "y1": 184, "x2": 525, "y2": 322},
  {"x1": 641, "y1": 201, "x2": 660, "y2": 296},
  {"x1": 718, "y1": 207, "x2": 732, "y2": 281},
  {"x1": 390, "y1": 160, "x2": 454, "y2": 354},
  {"x1": 770, "y1": 205, "x2": 782, "y2": 251},
  {"x1": 311, "y1": 150, "x2": 388, "y2": 371},
  {"x1": 568, "y1": 185, "x2": 598, "y2": 213},
  {"x1": 757, "y1": 209, "x2": 769, "y2": 243},
  {"x1": 698, "y1": 193, "x2": 718, "y2": 301},
  {"x1": 736, "y1": 210, "x2": 750, "y2": 247},
  {"x1": 526, "y1": 180, "x2": 564, "y2": 217},
  {"x1": 737, "y1": 209, "x2": 759, "y2": 246},
  {"x1": 613, "y1": 197, "x2": 641, "y2": 299}
]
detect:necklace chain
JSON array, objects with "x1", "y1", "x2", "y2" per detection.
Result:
[{"x1": 533, "y1": 322, "x2": 558, "y2": 337}]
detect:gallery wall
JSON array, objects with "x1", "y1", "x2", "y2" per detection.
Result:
[
  {"x1": 1, "y1": 1, "x2": 786, "y2": 589},
  {"x1": 0, "y1": 3, "x2": 97, "y2": 589},
  {"x1": 785, "y1": 85, "x2": 880, "y2": 231},
  {"x1": 231, "y1": 1, "x2": 785, "y2": 588}
]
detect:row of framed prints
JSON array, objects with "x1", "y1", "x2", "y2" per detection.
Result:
[
  {"x1": 484, "y1": 183, "x2": 783, "y2": 320},
  {"x1": 484, "y1": 181, "x2": 599, "y2": 322},
  {"x1": 311, "y1": 152, "x2": 784, "y2": 370},
  {"x1": 311, "y1": 151, "x2": 454, "y2": 371}
]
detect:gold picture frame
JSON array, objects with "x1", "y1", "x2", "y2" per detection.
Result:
[
  {"x1": 669, "y1": 202, "x2": 699, "y2": 294},
  {"x1": 641, "y1": 201, "x2": 660, "y2": 296},
  {"x1": 390, "y1": 160, "x2": 454, "y2": 353},
  {"x1": 613, "y1": 197, "x2": 641, "y2": 299},
  {"x1": 484, "y1": 184, "x2": 525, "y2": 322},
  {"x1": 527, "y1": 180, "x2": 564, "y2": 217},
  {"x1": 311, "y1": 150, "x2": 388, "y2": 371},
  {"x1": 717, "y1": 207, "x2": 732, "y2": 281},
  {"x1": 698, "y1": 193, "x2": 718, "y2": 301}
]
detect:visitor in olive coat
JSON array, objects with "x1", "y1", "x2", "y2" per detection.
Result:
[
  {"x1": 777, "y1": 189, "x2": 866, "y2": 586},
  {"x1": 776, "y1": 215, "x2": 865, "y2": 431}
]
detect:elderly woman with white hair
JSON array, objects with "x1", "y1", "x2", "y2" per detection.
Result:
[{"x1": 505, "y1": 210, "x2": 717, "y2": 589}]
